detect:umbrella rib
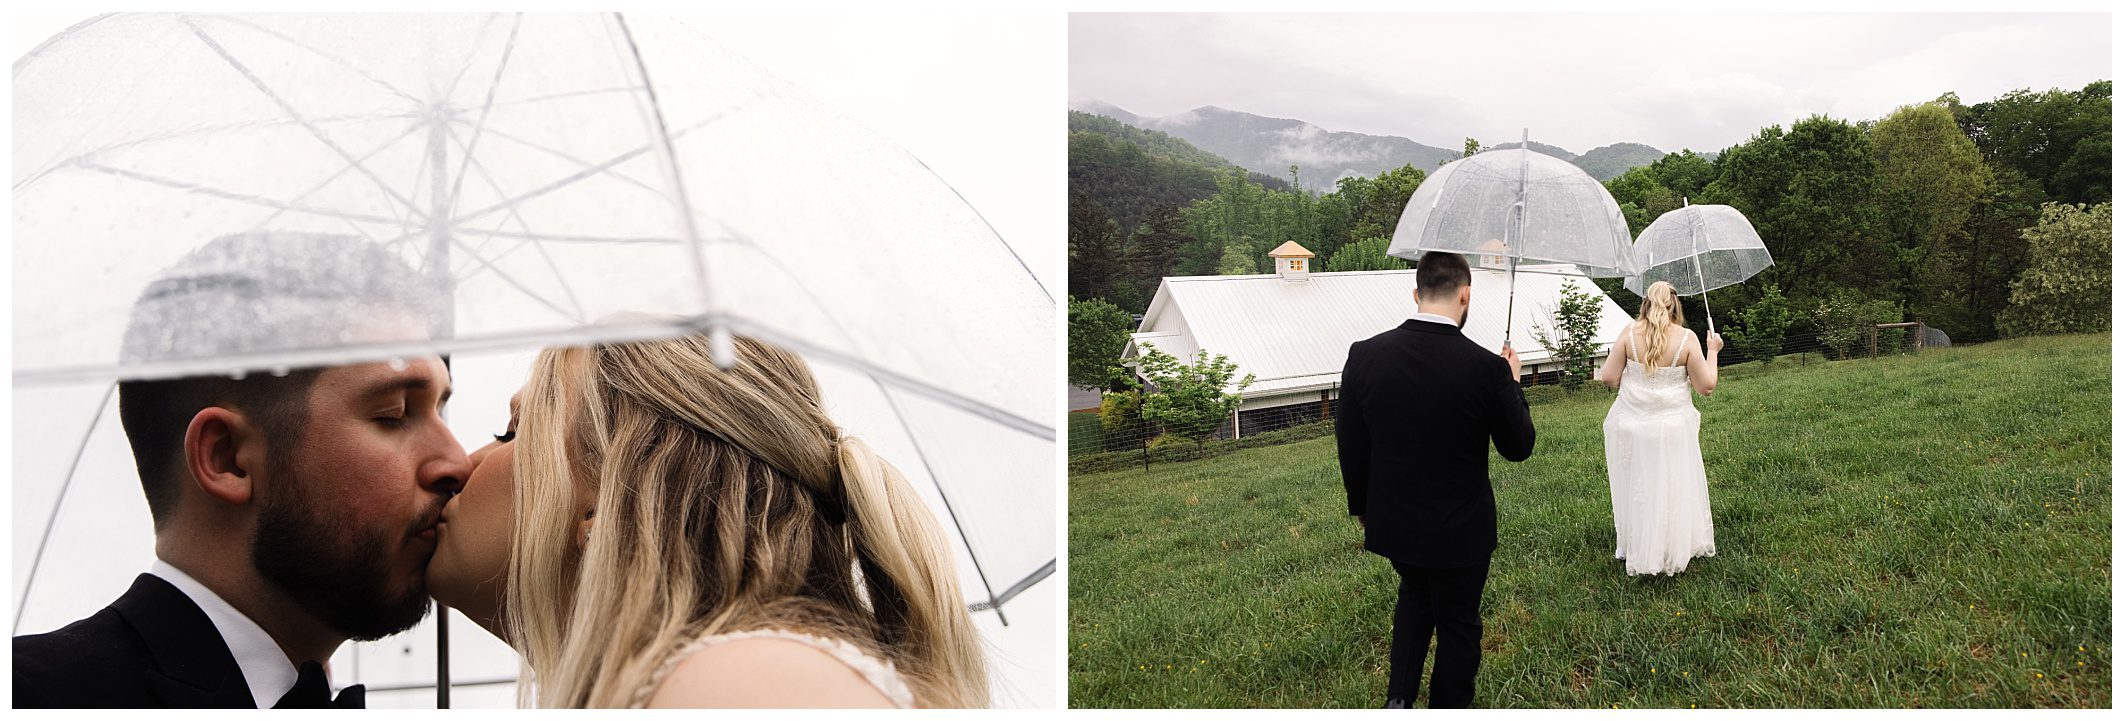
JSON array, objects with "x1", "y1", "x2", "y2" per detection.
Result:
[
  {"x1": 182, "y1": 17, "x2": 428, "y2": 223},
  {"x1": 872, "y1": 383, "x2": 1009, "y2": 623},
  {"x1": 446, "y1": 100, "x2": 749, "y2": 228},
  {"x1": 191, "y1": 14, "x2": 426, "y2": 106},
  {"x1": 477, "y1": 85, "x2": 651, "y2": 110},
  {"x1": 248, "y1": 117, "x2": 428, "y2": 232},
  {"x1": 445, "y1": 118, "x2": 669, "y2": 198},
  {"x1": 441, "y1": 125, "x2": 591, "y2": 320},
  {"x1": 446, "y1": 235, "x2": 588, "y2": 323},
  {"x1": 13, "y1": 384, "x2": 118, "y2": 635},
  {"x1": 444, "y1": 14, "x2": 523, "y2": 213},
  {"x1": 439, "y1": 13, "x2": 504, "y2": 104},
  {"x1": 705, "y1": 238, "x2": 1055, "y2": 439},
  {"x1": 967, "y1": 560, "x2": 1055, "y2": 613},
  {"x1": 73, "y1": 161, "x2": 407, "y2": 226},
  {"x1": 16, "y1": 111, "x2": 428, "y2": 193},
  {"x1": 453, "y1": 229, "x2": 684, "y2": 245},
  {"x1": 902, "y1": 154, "x2": 1054, "y2": 305}
]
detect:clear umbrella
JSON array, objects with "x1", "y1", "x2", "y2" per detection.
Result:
[
  {"x1": 1386, "y1": 130, "x2": 1637, "y2": 347},
  {"x1": 1623, "y1": 199, "x2": 1774, "y2": 333},
  {"x1": 13, "y1": 12, "x2": 1053, "y2": 706}
]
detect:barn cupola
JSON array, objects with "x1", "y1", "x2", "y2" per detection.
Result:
[{"x1": 1269, "y1": 241, "x2": 1315, "y2": 282}]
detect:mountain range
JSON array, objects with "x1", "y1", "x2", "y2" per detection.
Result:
[{"x1": 1068, "y1": 99, "x2": 1670, "y2": 190}]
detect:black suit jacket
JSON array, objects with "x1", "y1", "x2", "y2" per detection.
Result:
[
  {"x1": 1337, "y1": 319, "x2": 1536, "y2": 568},
  {"x1": 14, "y1": 573, "x2": 256, "y2": 708}
]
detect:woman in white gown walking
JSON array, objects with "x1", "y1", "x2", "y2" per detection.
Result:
[{"x1": 1596, "y1": 281, "x2": 1723, "y2": 576}]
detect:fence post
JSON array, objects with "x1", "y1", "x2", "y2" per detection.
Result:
[
  {"x1": 1140, "y1": 415, "x2": 1150, "y2": 473},
  {"x1": 1869, "y1": 324, "x2": 1879, "y2": 358}
]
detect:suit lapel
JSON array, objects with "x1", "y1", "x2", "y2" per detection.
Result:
[{"x1": 111, "y1": 574, "x2": 257, "y2": 709}]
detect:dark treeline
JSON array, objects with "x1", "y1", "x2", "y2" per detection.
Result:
[{"x1": 1070, "y1": 81, "x2": 2110, "y2": 346}]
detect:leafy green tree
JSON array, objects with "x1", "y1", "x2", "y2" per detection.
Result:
[
  {"x1": 1097, "y1": 388, "x2": 1144, "y2": 452},
  {"x1": 1347, "y1": 164, "x2": 1426, "y2": 243},
  {"x1": 1068, "y1": 296, "x2": 1135, "y2": 389},
  {"x1": 1069, "y1": 192, "x2": 1123, "y2": 301},
  {"x1": 1812, "y1": 289, "x2": 1905, "y2": 359},
  {"x1": 1726, "y1": 284, "x2": 1800, "y2": 364},
  {"x1": 1967, "y1": 81, "x2": 2112, "y2": 205},
  {"x1": 1702, "y1": 116, "x2": 1887, "y2": 306},
  {"x1": 1217, "y1": 240, "x2": 1259, "y2": 275},
  {"x1": 1871, "y1": 102, "x2": 1989, "y2": 313},
  {"x1": 1647, "y1": 149, "x2": 1719, "y2": 200},
  {"x1": 1532, "y1": 280, "x2": 1604, "y2": 389},
  {"x1": 1136, "y1": 347, "x2": 1254, "y2": 453},
  {"x1": 1122, "y1": 204, "x2": 1190, "y2": 309},
  {"x1": 1934, "y1": 165, "x2": 2045, "y2": 341},
  {"x1": 1323, "y1": 236, "x2": 1407, "y2": 272},
  {"x1": 1998, "y1": 202, "x2": 2112, "y2": 337}
]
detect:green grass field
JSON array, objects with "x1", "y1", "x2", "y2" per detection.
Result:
[{"x1": 1068, "y1": 334, "x2": 2112, "y2": 708}]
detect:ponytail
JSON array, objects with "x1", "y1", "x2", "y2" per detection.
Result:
[{"x1": 836, "y1": 436, "x2": 991, "y2": 708}]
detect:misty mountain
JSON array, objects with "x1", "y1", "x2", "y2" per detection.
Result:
[
  {"x1": 1573, "y1": 142, "x2": 1670, "y2": 180},
  {"x1": 1069, "y1": 99, "x2": 1670, "y2": 189},
  {"x1": 1068, "y1": 110, "x2": 1290, "y2": 238}
]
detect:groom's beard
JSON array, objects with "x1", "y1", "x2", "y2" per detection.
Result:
[
  {"x1": 252, "y1": 454, "x2": 434, "y2": 642},
  {"x1": 1458, "y1": 302, "x2": 1469, "y2": 328}
]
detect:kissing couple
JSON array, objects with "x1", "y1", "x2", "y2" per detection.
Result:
[{"x1": 15, "y1": 233, "x2": 989, "y2": 708}]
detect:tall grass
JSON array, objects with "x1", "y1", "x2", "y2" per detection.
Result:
[{"x1": 1069, "y1": 334, "x2": 2111, "y2": 708}]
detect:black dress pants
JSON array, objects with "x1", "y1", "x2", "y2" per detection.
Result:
[{"x1": 1387, "y1": 557, "x2": 1491, "y2": 708}]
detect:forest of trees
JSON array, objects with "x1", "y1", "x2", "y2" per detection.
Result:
[{"x1": 1071, "y1": 80, "x2": 2111, "y2": 351}]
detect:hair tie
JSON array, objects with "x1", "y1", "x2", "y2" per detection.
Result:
[{"x1": 815, "y1": 433, "x2": 850, "y2": 525}]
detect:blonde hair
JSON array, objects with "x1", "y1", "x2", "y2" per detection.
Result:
[
  {"x1": 504, "y1": 333, "x2": 989, "y2": 708},
  {"x1": 1636, "y1": 281, "x2": 1687, "y2": 376}
]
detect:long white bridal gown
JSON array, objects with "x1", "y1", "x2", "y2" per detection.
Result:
[{"x1": 1603, "y1": 329, "x2": 1716, "y2": 576}]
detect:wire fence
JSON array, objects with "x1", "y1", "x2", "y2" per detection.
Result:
[{"x1": 1068, "y1": 322, "x2": 1944, "y2": 465}]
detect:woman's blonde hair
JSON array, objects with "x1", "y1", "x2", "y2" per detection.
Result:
[
  {"x1": 503, "y1": 332, "x2": 989, "y2": 708},
  {"x1": 1636, "y1": 281, "x2": 1687, "y2": 375}
]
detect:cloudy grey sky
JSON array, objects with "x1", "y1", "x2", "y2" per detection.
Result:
[{"x1": 1071, "y1": 13, "x2": 2111, "y2": 154}]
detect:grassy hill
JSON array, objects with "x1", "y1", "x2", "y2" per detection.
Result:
[{"x1": 1069, "y1": 334, "x2": 2112, "y2": 708}]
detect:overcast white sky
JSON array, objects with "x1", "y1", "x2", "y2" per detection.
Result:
[{"x1": 1071, "y1": 12, "x2": 2112, "y2": 154}]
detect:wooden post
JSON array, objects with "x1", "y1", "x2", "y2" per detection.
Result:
[
  {"x1": 1869, "y1": 325, "x2": 1878, "y2": 358},
  {"x1": 1231, "y1": 407, "x2": 1242, "y2": 440}
]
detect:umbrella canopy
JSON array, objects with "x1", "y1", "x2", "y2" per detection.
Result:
[
  {"x1": 13, "y1": 12, "x2": 1053, "y2": 706},
  {"x1": 1386, "y1": 144, "x2": 1637, "y2": 279},
  {"x1": 1624, "y1": 202, "x2": 1774, "y2": 297}
]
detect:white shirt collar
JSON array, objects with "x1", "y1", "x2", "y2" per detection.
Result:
[
  {"x1": 1411, "y1": 311, "x2": 1460, "y2": 327},
  {"x1": 149, "y1": 560, "x2": 304, "y2": 709}
]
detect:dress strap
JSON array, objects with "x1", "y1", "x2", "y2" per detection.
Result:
[
  {"x1": 1629, "y1": 326, "x2": 1639, "y2": 363},
  {"x1": 1672, "y1": 331, "x2": 1689, "y2": 366},
  {"x1": 632, "y1": 628, "x2": 917, "y2": 709}
]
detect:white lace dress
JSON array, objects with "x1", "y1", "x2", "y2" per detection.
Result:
[
  {"x1": 630, "y1": 628, "x2": 916, "y2": 709},
  {"x1": 1603, "y1": 331, "x2": 1716, "y2": 576}
]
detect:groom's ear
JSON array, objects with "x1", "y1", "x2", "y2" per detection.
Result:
[
  {"x1": 184, "y1": 407, "x2": 259, "y2": 507},
  {"x1": 1458, "y1": 285, "x2": 1471, "y2": 306}
]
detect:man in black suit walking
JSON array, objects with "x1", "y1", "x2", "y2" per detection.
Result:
[
  {"x1": 13, "y1": 233, "x2": 471, "y2": 708},
  {"x1": 1336, "y1": 251, "x2": 1536, "y2": 709}
]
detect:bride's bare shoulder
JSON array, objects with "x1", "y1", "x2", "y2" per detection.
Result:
[{"x1": 645, "y1": 635, "x2": 895, "y2": 708}]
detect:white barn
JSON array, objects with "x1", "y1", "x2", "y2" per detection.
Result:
[{"x1": 1122, "y1": 242, "x2": 1636, "y2": 438}]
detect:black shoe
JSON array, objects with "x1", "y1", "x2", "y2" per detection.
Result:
[{"x1": 1384, "y1": 697, "x2": 1412, "y2": 709}]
